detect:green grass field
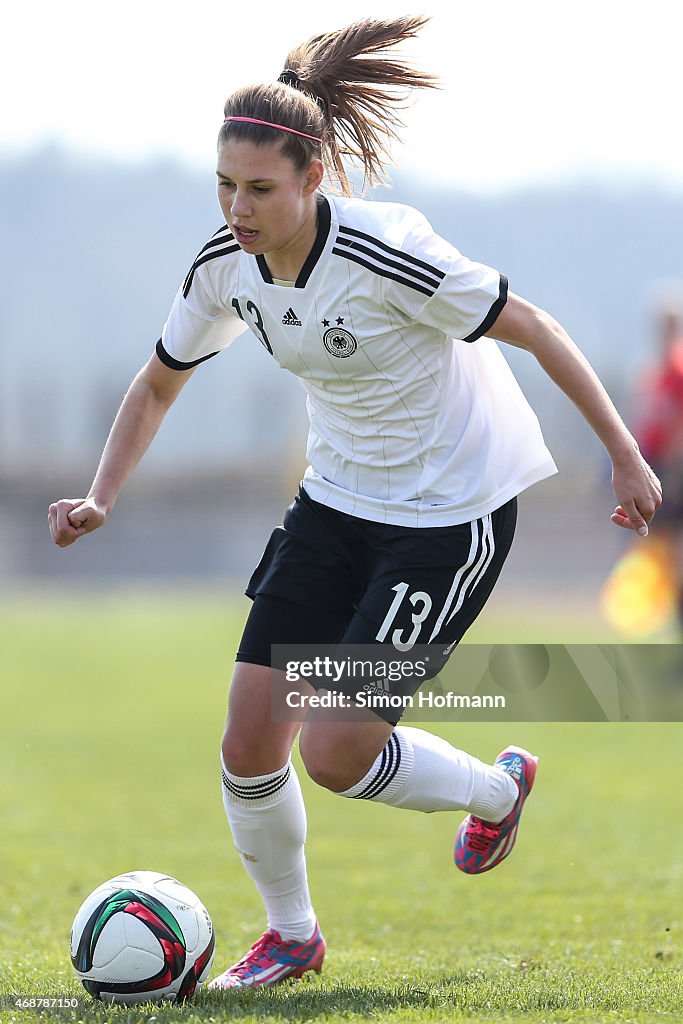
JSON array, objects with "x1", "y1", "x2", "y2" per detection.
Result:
[{"x1": 1, "y1": 592, "x2": 681, "y2": 1023}]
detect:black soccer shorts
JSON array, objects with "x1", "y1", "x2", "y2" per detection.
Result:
[{"x1": 236, "y1": 485, "x2": 517, "y2": 721}]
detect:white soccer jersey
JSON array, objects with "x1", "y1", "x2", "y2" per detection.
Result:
[{"x1": 157, "y1": 193, "x2": 557, "y2": 526}]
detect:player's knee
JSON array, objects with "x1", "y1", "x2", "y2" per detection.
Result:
[
  {"x1": 299, "y1": 733, "x2": 368, "y2": 793},
  {"x1": 221, "y1": 729, "x2": 249, "y2": 776},
  {"x1": 221, "y1": 724, "x2": 268, "y2": 777},
  {"x1": 301, "y1": 753, "x2": 357, "y2": 792},
  {"x1": 221, "y1": 719, "x2": 297, "y2": 777}
]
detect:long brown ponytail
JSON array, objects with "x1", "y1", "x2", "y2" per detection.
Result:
[{"x1": 219, "y1": 16, "x2": 438, "y2": 195}]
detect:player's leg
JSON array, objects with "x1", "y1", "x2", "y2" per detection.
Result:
[
  {"x1": 213, "y1": 594, "x2": 351, "y2": 990},
  {"x1": 301, "y1": 714, "x2": 523, "y2": 820},
  {"x1": 298, "y1": 694, "x2": 394, "y2": 792},
  {"x1": 222, "y1": 661, "x2": 301, "y2": 776},
  {"x1": 300, "y1": 497, "x2": 538, "y2": 873},
  {"x1": 212, "y1": 491, "x2": 361, "y2": 989},
  {"x1": 213, "y1": 657, "x2": 325, "y2": 990}
]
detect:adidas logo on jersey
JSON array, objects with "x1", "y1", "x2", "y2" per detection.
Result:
[{"x1": 282, "y1": 307, "x2": 302, "y2": 326}]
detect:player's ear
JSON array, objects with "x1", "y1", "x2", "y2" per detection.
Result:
[{"x1": 302, "y1": 159, "x2": 324, "y2": 196}]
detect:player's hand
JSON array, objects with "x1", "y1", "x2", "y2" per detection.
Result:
[
  {"x1": 48, "y1": 497, "x2": 108, "y2": 548},
  {"x1": 610, "y1": 453, "x2": 662, "y2": 537}
]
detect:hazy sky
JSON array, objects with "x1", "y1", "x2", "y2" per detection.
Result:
[{"x1": 3, "y1": 0, "x2": 681, "y2": 192}]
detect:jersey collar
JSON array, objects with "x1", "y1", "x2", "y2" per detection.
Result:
[{"x1": 255, "y1": 194, "x2": 331, "y2": 289}]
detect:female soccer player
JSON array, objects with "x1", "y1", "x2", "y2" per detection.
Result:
[{"x1": 48, "y1": 16, "x2": 661, "y2": 989}]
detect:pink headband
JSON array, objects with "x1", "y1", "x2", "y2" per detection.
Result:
[{"x1": 223, "y1": 116, "x2": 321, "y2": 144}]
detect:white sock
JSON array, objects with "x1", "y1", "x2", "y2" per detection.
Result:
[
  {"x1": 339, "y1": 726, "x2": 517, "y2": 820},
  {"x1": 221, "y1": 756, "x2": 316, "y2": 942}
]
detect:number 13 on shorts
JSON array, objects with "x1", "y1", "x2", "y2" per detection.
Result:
[{"x1": 375, "y1": 582, "x2": 433, "y2": 652}]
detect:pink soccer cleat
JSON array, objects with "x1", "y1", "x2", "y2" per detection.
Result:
[
  {"x1": 208, "y1": 922, "x2": 325, "y2": 990},
  {"x1": 454, "y1": 745, "x2": 538, "y2": 874}
]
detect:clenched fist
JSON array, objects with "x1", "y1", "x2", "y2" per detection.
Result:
[{"x1": 48, "y1": 498, "x2": 108, "y2": 548}]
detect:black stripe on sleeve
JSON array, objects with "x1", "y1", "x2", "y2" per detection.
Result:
[
  {"x1": 334, "y1": 237, "x2": 443, "y2": 290},
  {"x1": 332, "y1": 247, "x2": 435, "y2": 297},
  {"x1": 155, "y1": 338, "x2": 219, "y2": 370},
  {"x1": 461, "y1": 274, "x2": 509, "y2": 343},
  {"x1": 180, "y1": 225, "x2": 235, "y2": 296},
  {"x1": 197, "y1": 226, "x2": 235, "y2": 256},
  {"x1": 338, "y1": 225, "x2": 446, "y2": 280},
  {"x1": 183, "y1": 243, "x2": 241, "y2": 298}
]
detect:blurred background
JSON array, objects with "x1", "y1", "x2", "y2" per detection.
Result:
[{"x1": 2, "y1": 0, "x2": 683, "y2": 638}]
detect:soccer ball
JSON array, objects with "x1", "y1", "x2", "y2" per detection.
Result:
[{"x1": 70, "y1": 870, "x2": 215, "y2": 1005}]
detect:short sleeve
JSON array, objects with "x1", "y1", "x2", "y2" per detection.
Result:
[
  {"x1": 383, "y1": 209, "x2": 507, "y2": 343},
  {"x1": 156, "y1": 261, "x2": 247, "y2": 370}
]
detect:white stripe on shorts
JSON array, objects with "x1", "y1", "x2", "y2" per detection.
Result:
[{"x1": 428, "y1": 514, "x2": 495, "y2": 642}]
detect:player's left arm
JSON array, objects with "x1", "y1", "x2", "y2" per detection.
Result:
[{"x1": 487, "y1": 291, "x2": 662, "y2": 536}]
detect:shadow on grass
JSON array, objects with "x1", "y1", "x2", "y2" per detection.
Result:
[
  {"x1": 12, "y1": 968, "x2": 682, "y2": 1021},
  {"x1": 199, "y1": 976, "x2": 468, "y2": 1019},
  {"x1": 1, "y1": 980, "x2": 464, "y2": 1022}
]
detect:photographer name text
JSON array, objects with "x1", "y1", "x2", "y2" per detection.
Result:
[{"x1": 285, "y1": 689, "x2": 506, "y2": 711}]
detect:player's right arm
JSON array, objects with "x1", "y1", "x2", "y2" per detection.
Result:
[{"x1": 48, "y1": 353, "x2": 196, "y2": 548}]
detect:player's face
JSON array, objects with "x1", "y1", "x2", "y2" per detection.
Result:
[{"x1": 216, "y1": 139, "x2": 322, "y2": 258}]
